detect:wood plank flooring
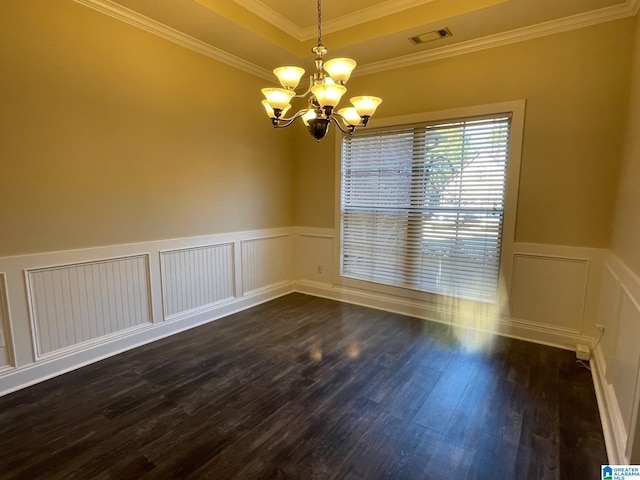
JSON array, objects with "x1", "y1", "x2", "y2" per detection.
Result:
[{"x1": 0, "y1": 293, "x2": 607, "y2": 479}]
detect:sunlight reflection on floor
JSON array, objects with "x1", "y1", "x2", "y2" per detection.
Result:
[{"x1": 434, "y1": 276, "x2": 510, "y2": 353}]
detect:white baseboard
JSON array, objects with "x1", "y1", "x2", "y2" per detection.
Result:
[
  {"x1": 294, "y1": 280, "x2": 592, "y2": 351},
  {"x1": 1, "y1": 223, "x2": 630, "y2": 467},
  {"x1": 0, "y1": 227, "x2": 294, "y2": 397},
  {"x1": 591, "y1": 252, "x2": 640, "y2": 465},
  {"x1": 592, "y1": 344, "x2": 628, "y2": 464},
  {"x1": 1, "y1": 271, "x2": 598, "y2": 398},
  {"x1": 0, "y1": 282, "x2": 293, "y2": 397}
]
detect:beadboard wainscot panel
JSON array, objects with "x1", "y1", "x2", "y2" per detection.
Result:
[
  {"x1": 0, "y1": 273, "x2": 14, "y2": 371},
  {"x1": 26, "y1": 255, "x2": 152, "y2": 359},
  {"x1": 241, "y1": 234, "x2": 292, "y2": 296},
  {"x1": 593, "y1": 252, "x2": 640, "y2": 464},
  {"x1": 0, "y1": 228, "x2": 295, "y2": 397},
  {"x1": 161, "y1": 243, "x2": 236, "y2": 321}
]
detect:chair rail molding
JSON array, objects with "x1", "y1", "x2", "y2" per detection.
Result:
[{"x1": 0, "y1": 227, "x2": 293, "y2": 397}]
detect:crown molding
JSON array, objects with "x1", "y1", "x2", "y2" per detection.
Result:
[
  {"x1": 233, "y1": 0, "x2": 435, "y2": 41},
  {"x1": 232, "y1": 0, "x2": 305, "y2": 40},
  {"x1": 73, "y1": 0, "x2": 273, "y2": 81},
  {"x1": 356, "y1": 0, "x2": 640, "y2": 77},
  {"x1": 75, "y1": 0, "x2": 639, "y2": 82}
]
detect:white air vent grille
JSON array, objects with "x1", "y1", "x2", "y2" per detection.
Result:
[{"x1": 409, "y1": 28, "x2": 452, "y2": 45}]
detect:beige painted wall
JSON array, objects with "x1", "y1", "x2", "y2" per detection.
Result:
[
  {"x1": 294, "y1": 19, "x2": 634, "y2": 249},
  {"x1": 1, "y1": 2, "x2": 635, "y2": 257},
  {"x1": 292, "y1": 129, "x2": 337, "y2": 229},
  {"x1": 612, "y1": 14, "x2": 640, "y2": 277},
  {"x1": 0, "y1": 0, "x2": 294, "y2": 257}
]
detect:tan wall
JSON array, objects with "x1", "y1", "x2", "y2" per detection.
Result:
[
  {"x1": 294, "y1": 19, "x2": 633, "y2": 249},
  {"x1": 0, "y1": 1, "x2": 294, "y2": 257},
  {"x1": 1, "y1": 2, "x2": 634, "y2": 257},
  {"x1": 612, "y1": 14, "x2": 640, "y2": 277},
  {"x1": 292, "y1": 129, "x2": 337, "y2": 229}
]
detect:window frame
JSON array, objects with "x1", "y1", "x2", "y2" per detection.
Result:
[{"x1": 333, "y1": 100, "x2": 526, "y2": 305}]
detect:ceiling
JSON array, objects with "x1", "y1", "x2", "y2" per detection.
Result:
[{"x1": 77, "y1": 0, "x2": 637, "y2": 80}]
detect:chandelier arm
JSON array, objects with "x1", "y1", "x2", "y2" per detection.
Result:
[
  {"x1": 293, "y1": 81, "x2": 313, "y2": 98},
  {"x1": 329, "y1": 114, "x2": 356, "y2": 135},
  {"x1": 272, "y1": 109, "x2": 310, "y2": 128},
  {"x1": 332, "y1": 111, "x2": 357, "y2": 128}
]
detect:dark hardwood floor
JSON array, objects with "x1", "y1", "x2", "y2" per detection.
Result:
[{"x1": 0, "y1": 293, "x2": 607, "y2": 479}]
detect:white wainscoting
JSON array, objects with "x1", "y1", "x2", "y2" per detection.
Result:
[
  {"x1": 26, "y1": 255, "x2": 152, "y2": 359},
  {"x1": 294, "y1": 227, "x2": 335, "y2": 287},
  {"x1": 161, "y1": 243, "x2": 235, "y2": 321},
  {"x1": 503, "y1": 243, "x2": 604, "y2": 348},
  {"x1": 0, "y1": 228, "x2": 294, "y2": 397},
  {"x1": 0, "y1": 273, "x2": 14, "y2": 371},
  {"x1": 598, "y1": 264, "x2": 624, "y2": 382},
  {"x1": 241, "y1": 234, "x2": 291, "y2": 296},
  {"x1": 0, "y1": 221, "x2": 622, "y2": 451},
  {"x1": 510, "y1": 254, "x2": 589, "y2": 334},
  {"x1": 592, "y1": 252, "x2": 640, "y2": 464},
  {"x1": 294, "y1": 229, "x2": 604, "y2": 350}
]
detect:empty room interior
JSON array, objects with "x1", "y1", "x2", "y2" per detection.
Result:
[{"x1": 1, "y1": 0, "x2": 640, "y2": 478}]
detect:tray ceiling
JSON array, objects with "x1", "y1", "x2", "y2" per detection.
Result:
[{"x1": 76, "y1": 0, "x2": 637, "y2": 79}]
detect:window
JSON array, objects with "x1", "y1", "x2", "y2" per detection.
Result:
[{"x1": 339, "y1": 110, "x2": 515, "y2": 303}]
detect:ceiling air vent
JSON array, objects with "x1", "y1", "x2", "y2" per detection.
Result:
[{"x1": 409, "y1": 27, "x2": 452, "y2": 45}]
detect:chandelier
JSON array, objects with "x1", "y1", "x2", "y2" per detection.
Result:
[{"x1": 261, "y1": 0, "x2": 382, "y2": 141}]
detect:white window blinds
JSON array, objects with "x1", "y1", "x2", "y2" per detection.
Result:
[{"x1": 340, "y1": 114, "x2": 512, "y2": 302}]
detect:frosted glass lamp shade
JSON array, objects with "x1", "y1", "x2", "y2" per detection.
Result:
[
  {"x1": 273, "y1": 66, "x2": 305, "y2": 89},
  {"x1": 262, "y1": 100, "x2": 291, "y2": 118},
  {"x1": 324, "y1": 58, "x2": 356, "y2": 84},
  {"x1": 350, "y1": 96, "x2": 382, "y2": 117},
  {"x1": 302, "y1": 109, "x2": 317, "y2": 126},
  {"x1": 311, "y1": 84, "x2": 347, "y2": 108},
  {"x1": 262, "y1": 88, "x2": 295, "y2": 110},
  {"x1": 337, "y1": 107, "x2": 362, "y2": 126}
]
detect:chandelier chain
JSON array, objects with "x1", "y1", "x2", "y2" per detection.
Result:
[{"x1": 317, "y1": 0, "x2": 322, "y2": 47}]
